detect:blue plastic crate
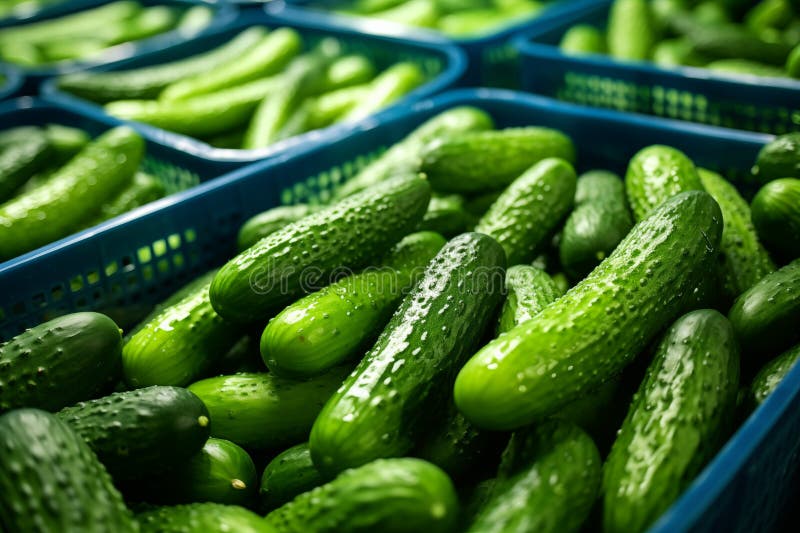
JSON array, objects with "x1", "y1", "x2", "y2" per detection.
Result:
[
  {"x1": 0, "y1": 88, "x2": 795, "y2": 533},
  {"x1": 42, "y1": 10, "x2": 466, "y2": 162},
  {"x1": 276, "y1": 0, "x2": 605, "y2": 88},
  {"x1": 0, "y1": 65, "x2": 23, "y2": 100},
  {"x1": 514, "y1": 0, "x2": 800, "y2": 134},
  {"x1": 0, "y1": 0, "x2": 236, "y2": 94}
]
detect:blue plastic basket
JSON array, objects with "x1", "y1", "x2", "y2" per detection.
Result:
[
  {"x1": 275, "y1": 0, "x2": 605, "y2": 88},
  {"x1": 0, "y1": 65, "x2": 23, "y2": 100},
  {"x1": 0, "y1": 88, "x2": 794, "y2": 533},
  {"x1": 42, "y1": 10, "x2": 466, "y2": 162},
  {"x1": 515, "y1": 0, "x2": 800, "y2": 134},
  {"x1": 0, "y1": 0, "x2": 236, "y2": 94}
]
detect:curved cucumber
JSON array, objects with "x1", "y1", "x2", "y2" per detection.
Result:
[
  {"x1": 137, "y1": 503, "x2": 274, "y2": 533},
  {"x1": 751, "y1": 177, "x2": 800, "y2": 260},
  {"x1": 607, "y1": 0, "x2": 655, "y2": 61},
  {"x1": 454, "y1": 191, "x2": 723, "y2": 430},
  {"x1": 418, "y1": 194, "x2": 472, "y2": 237},
  {"x1": 749, "y1": 343, "x2": 800, "y2": 407},
  {"x1": 260, "y1": 443, "x2": 326, "y2": 512},
  {"x1": 497, "y1": 265, "x2": 562, "y2": 335},
  {"x1": 261, "y1": 231, "x2": 446, "y2": 378},
  {"x1": 237, "y1": 204, "x2": 319, "y2": 251},
  {"x1": 603, "y1": 310, "x2": 740, "y2": 533},
  {"x1": 0, "y1": 129, "x2": 52, "y2": 202}
]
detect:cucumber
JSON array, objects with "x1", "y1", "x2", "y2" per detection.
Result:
[
  {"x1": 685, "y1": 23, "x2": 793, "y2": 65},
  {"x1": 751, "y1": 178, "x2": 800, "y2": 260},
  {"x1": 260, "y1": 443, "x2": 326, "y2": 512},
  {"x1": 420, "y1": 127, "x2": 576, "y2": 194},
  {"x1": 0, "y1": 125, "x2": 41, "y2": 150},
  {"x1": 237, "y1": 204, "x2": 319, "y2": 251},
  {"x1": 603, "y1": 310, "x2": 740, "y2": 533},
  {"x1": 306, "y1": 84, "x2": 370, "y2": 130},
  {"x1": 745, "y1": 0, "x2": 792, "y2": 32},
  {"x1": 56, "y1": 386, "x2": 209, "y2": 481},
  {"x1": 137, "y1": 503, "x2": 274, "y2": 533},
  {"x1": 261, "y1": 231, "x2": 446, "y2": 378},
  {"x1": 343, "y1": 62, "x2": 425, "y2": 121},
  {"x1": 123, "y1": 278, "x2": 245, "y2": 388},
  {"x1": 474, "y1": 158, "x2": 577, "y2": 265},
  {"x1": 728, "y1": 259, "x2": 800, "y2": 361},
  {"x1": 625, "y1": 144, "x2": 703, "y2": 221},
  {"x1": 44, "y1": 123, "x2": 91, "y2": 162},
  {"x1": 264, "y1": 458, "x2": 458, "y2": 533},
  {"x1": 0, "y1": 312, "x2": 122, "y2": 412},
  {"x1": 105, "y1": 5, "x2": 177, "y2": 46},
  {"x1": 467, "y1": 420, "x2": 601, "y2": 533},
  {"x1": 368, "y1": 0, "x2": 439, "y2": 28},
  {"x1": 607, "y1": 0, "x2": 655, "y2": 61},
  {"x1": 749, "y1": 343, "x2": 800, "y2": 407},
  {"x1": 0, "y1": 128, "x2": 52, "y2": 202},
  {"x1": 87, "y1": 171, "x2": 166, "y2": 226},
  {"x1": 0, "y1": 409, "x2": 136, "y2": 532},
  {"x1": 418, "y1": 194, "x2": 471, "y2": 237},
  {"x1": 187, "y1": 366, "x2": 350, "y2": 450},
  {"x1": 0, "y1": 126, "x2": 143, "y2": 259},
  {"x1": 652, "y1": 38, "x2": 708, "y2": 67},
  {"x1": 210, "y1": 174, "x2": 430, "y2": 323},
  {"x1": 788, "y1": 43, "x2": 800, "y2": 78},
  {"x1": 559, "y1": 24, "x2": 606, "y2": 55},
  {"x1": 752, "y1": 132, "x2": 800, "y2": 183},
  {"x1": 310, "y1": 232, "x2": 505, "y2": 476},
  {"x1": 707, "y1": 59, "x2": 788, "y2": 78},
  {"x1": 161, "y1": 28, "x2": 302, "y2": 102},
  {"x1": 497, "y1": 265, "x2": 562, "y2": 335},
  {"x1": 177, "y1": 5, "x2": 213, "y2": 32},
  {"x1": 454, "y1": 191, "x2": 723, "y2": 430},
  {"x1": 315, "y1": 54, "x2": 376, "y2": 94}
]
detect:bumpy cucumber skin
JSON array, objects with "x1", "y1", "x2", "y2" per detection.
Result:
[
  {"x1": 751, "y1": 178, "x2": 800, "y2": 260},
  {"x1": 137, "y1": 503, "x2": 274, "y2": 533},
  {"x1": 261, "y1": 232, "x2": 446, "y2": 378},
  {"x1": 418, "y1": 194, "x2": 472, "y2": 237},
  {"x1": 310, "y1": 233, "x2": 506, "y2": 476},
  {"x1": 607, "y1": 0, "x2": 655, "y2": 61},
  {"x1": 454, "y1": 191, "x2": 723, "y2": 430},
  {"x1": 265, "y1": 458, "x2": 459, "y2": 533},
  {"x1": 729, "y1": 259, "x2": 800, "y2": 360},
  {"x1": 421, "y1": 127, "x2": 576, "y2": 194},
  {"x1": 625, "y1": 144, "x2": 703, "y2": 221},
  {"x1": 237, "y1": 204, "x2": 317, "y2": 251},
  {"x1": 0, "y1": 312, "x2": 122, "y2": 412},
  {"x1": 210, "y1": 174, "x2": 430, "y2": 323},
  {"x1": 749, "y1": 343, "x2": 800, "y2": 407},
  {"x1": 751, "y1": 132, "x2": 800, "y2": 182},
  {"x1": 698, "y1": 168, "x2": 775, "y2": 301},
  {"x1": 56, "y1": 386, "x2": 210, "y2": 481},
  {"x1": 467, "y1": 420, "x2": 600, "y2": 533},
  {"x1": 0, "y1": 409, "x2": 137, "y2": 533},
  {"x1": 603, "y1": 310, "x2": 740, "y2": 533},
  {"x1": 474, "y1": 158, "x2": 577, "y2": 265},
  {"x1": 0, "y1": 130, "x2": 52, "y2": 202},
  {"x1": 497, "y1": 265, "x2": 562, "y2": 335},
  {"x1": 260, "y1": 443, "x2": 326, "y2": 512},
  {"x1": 187, "y1": 366, "x2": 350, "y2": 450}
]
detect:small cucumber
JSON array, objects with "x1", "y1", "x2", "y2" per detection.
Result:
[
  {"x1": 310, "y1": 233, "x2": 505, "y2": 476},
  {"x1": 306, "y1": 84, "x2": 371, "y2": 130},
  {"x1": 137, "y1": 503, "x2": 274, "y2": 533},
  {"x1": 751, "y1": 132, "x2": 800, "y2": 183},
  {"x1": 264, "y1": 458, "x2": 458, "y2": 533},
  {"x1": 418, "y1": 194, "x2": 472, "y2": 237},
  {"x1": 560, "y1": 24, "x2": 606, "y2": 55},
  {"x1": 260, "y1": 443, "x2": 326, "y2": 512},
  {"x1": 607, "y1": 0, "x2": 655, "y2": 61},
  {"x1": 315, "y1": 54, "x2": 376, "y2": 94},
  {"x1": 497, "y1": 265, "x2": 562, "y2": 335},
  {"x1": 0, "y1": 128, "x2": 52, "y2": 202},
  {"x1": 44, "y1": 123, "x2": 91, "y2": 161},
  {"x1": 0, "y1": 312, "x2": 122, "y2": 412},
  {"x1": 343, "y1": 62, "x2": 425, "y2": 121},
  {"x1": 87, "y1": 171, "x2": 166, "y2": 226},
  {"x1": 187, "y1": 366, "x2": 350, "y2": 450},
  {"x1": 751, "y1": 178, "x2": 800, "y2": 260},
  {"x1": 474, "y1": 158, "x2": 577, "y2": 265},
  {"x1": 749, "y1": 343, "x2": 800, "y2": 407},
  {"x1": 421, "y1": 127, "x2": 576, "y2": 194},
  {"x1": 603, "y1": 310, "x2": 739, "y2": 533},
  {"x1": 237, "y1": 204, "x2": 319, "y2": 251}
]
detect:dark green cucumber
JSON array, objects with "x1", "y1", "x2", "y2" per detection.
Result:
[
  {"x1": 749, "y1": 343, "x2": 800, "y2": 407},
  {"x1": 625, "y1": 144, "x2": 703, "y2": 221},
  {"x1": 474, "y1": 158, "x2": 576, "y2": 265},
  {"x1": 0, "y1": 312, "x2": 122, "y2": 412},
  {"x1": 497, "y1": 265, "x2": 562, "y2": 335},
  {"x1": 454, "y1": 191, "x2": 723, "y2": 430},
  {"x1": 603, "y1": 310, "x2": 740, "y2": 533},
  {"x1": 728, "y1": 259, "x2": 800, "y2": 361},
  {"x1": 210, "y1": 174, "x2": 430, "y2": 323},
  {"x1": 607, "y1": 0, "x2": 655, "y2": 61},
  {"x1": 559, "y1": 24, "x2": 605, "y2": 55},
  {"x1": 418, "y1": 194, "x2": 472, "y2": 237},
  {"x1": 0, "y1": 126, "x2": 143, "y2": 259},
  {"x1": 237, "y1": 204, "x2": 318, "y2": 251},
  {"x1": 187, "y1": 366, "x2": 350, "y2": 450},
  {"x1": 467, "y1": 420, "x2": 601, "y2": 533},
  {"x1": 751, "y1": 132, "x2": 800, "y2": 182},
  {"x1": 0, "y1": 129, "x2": 52, "y2": 202},
  {"x1": 310, "y1": 232, "x2": 505, "y2": 476},
  {"x1": 260, "y1": 443, "x2": 326, "y2": 512},
  {"x1": 137, "y1": 503, "x2": 275, "y2": 533},
  {"x1": 0, "y1": 409, "x2": 136, "y2": 532},
  {"x1": 261, "y1": 231, "x2": 446, "y2": 378},
  {"x1": 685, "y1": 22, "x2": 792, "y2": 65},
  {"x1": 421, "y1": 127, "x2": 576, "y2": 194},
  {"x1": 559, "y1": 170, "x2": 634, "y2": 280},
  {"x1": 88, "y1": 171, "x2": 166, "y2": 226},
  {"x1": 56, "y1": 385, "x2": 210, "y2": 480},
  {"x1": 265, "y1": 458, "x2": 458, "y2": 533},
  {"x1": 751, "y1": 178, "x2": 800, "y2": 260}
]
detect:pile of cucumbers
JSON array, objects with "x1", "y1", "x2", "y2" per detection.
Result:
[
  {"x1": 0, "y1": 0, "x2": 67, "y2": 19},
  {"x1": 0, "y1": 1, "x2": 213, "y2": 68},
  {"x1": 0, "y1": 124, "x2": 166, "y2": 261},
  {"x1": 2, "y1": 105, "x2": 800, "y2": 533},
  {"x1": 58, "y1": 27, "x2": 428, "y2": 151},
  {"x1": 560, "y1": 0, "x2": 800, "y2": 79}
]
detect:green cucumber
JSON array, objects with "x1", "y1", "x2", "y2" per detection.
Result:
[
  {"x1": 0, "y1": 409, "x2": 136, "y2": 532},
  {"x1": 652, "y1": 38, "x2": 709, "y2": 68},
  {"x1": 44, "y1": 123, "x2": 91, "y2": 161},
  {"x1": 264, "y1": 458, "x2": 458, "y2": 533},
  {"x1": 0, "y1": 126, "x2": 41, "y2": 150},
  {"x1": 745, "y1": 0, "x2": 792, "y2": 33},
  {"x1": 306, "y1": 84, "x2": 370, "y2": 130},
  {"x1": 559, "y1": 24, "x2": 606, "y2": 55},
  {"x1": 751, "y1": 132, "x2": 800, "y2": 183},
  {"x1": 210, "y1": 174, "x2": 430, "y2": 323},
  {"x1": 315, "y1": 54, "x2": 375, "y2": 94},
  {"x1": 497, "y1": 265, "x2": 562, "y2": 335},
  {"x1": 685, "y1": 23, "x2": 793, "y2": 65},
  {"x1": 474, "y1": 158, "x2": 577, "y2": 265},
  {"x1": 607, "y1": 0, "x2": 655, "y2": 61},
  {"x1": 261, "y1": 231, "x2": 446, "y2": 378},
  {"x1": 343, "y1": 62, "x2": 425, "y2": 121},
  {"x1": 0, "y1": 129, "x2": 52, "y2": 202},
  {"x1": 137, "y1": 503, "x2": 274, "y2": 533},
  {"x1": 625, "y1": 144, "x2": 703, "y2": 221},
  {"x1": 418, "y1": 194, "x2": 471, "y2": 237},
  {"x1": 749, "y1": 343, "x2": 800, "y2": 407},
  {"x1": 751, "y1": 178, "x2": 800, "y2": 260},
  {"x1": 0, "y1": 312, "x2": 122, "y2": 412},
  {"x1": 87, "y1": 171, "x2": 166, "y2": 226},
  {"x1": 788, "y1": 43, "x2": 800, "y2": 77},
  {"x1": 467, "y1": 420, "x2": 601, "y2": 533},
  {"x1": 603, "y1": 310, "x2": 740, "y2": 533},
  {"x1": 310, "y1": 232, "x2": 505, "y2": 476},
  {"x1": 706, "y1": 58, "x2": 788, "y2": 78},
  {"x1": 105, "y1": 5, "x2": 177, "y2": 46},
  {"x1": 177, "y1": 5, "x2": 213, "y2": 32},
  {"x1": 187, "y1": 366, "x2": 350, "y2": 450},
  {"x1": 260, "y1": 443, "x2": 326, "y2": 512},
  {"x1": 454, "y1": 191, "x2": 722, "y2": 430},
  {"x1": 237, "y1": 204, "x2": 319, "y2": 251},
  {"x1": 368, "y1": 0, "x2": 439, "y2": 28},
  {"x1": 420, "y1": 127, "x2": 576, "y2": 194}
]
